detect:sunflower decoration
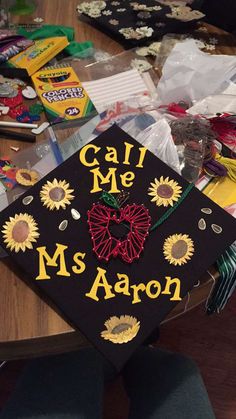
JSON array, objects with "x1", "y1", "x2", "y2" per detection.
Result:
[
  {"x1": 2, "y1": 213, "x2": 39, "y2": 253},
  {"x1": 148, "y1": 176, "x2": 182, "y2": 207},
  {"x1": 16, "y1": 169, "x2": 39, "y2": 187},
  {"x1": 163, "y1": 233, "x2": 194, "y2": 266},
  {"x1": 101, "y1": 315, "x2": 140, "y2": 344},
  {"x1": 40, "y1": 178, "x2": 74, "y2": 211}
]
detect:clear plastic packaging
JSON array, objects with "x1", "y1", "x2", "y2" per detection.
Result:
[
  {"x1": 132, "y1": 118, "x2": 180, "y2": 174},
  {"x1": 169, "y1": 115, "x2": 216, "y2": 182},
  {"x1": 154, "y1": 33, "x2": 188, "y2": 73},
  {"x1": 61, "y1": 48, "x2": 159, "y2": 94}
]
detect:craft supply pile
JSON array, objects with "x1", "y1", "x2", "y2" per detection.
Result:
[{"x1": 0, "y1": 1, "x2": 236, "y2": 366}]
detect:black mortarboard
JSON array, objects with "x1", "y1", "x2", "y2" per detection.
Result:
[{"x1": 0, "y1": 125, "x2": 235, "y2": 369}]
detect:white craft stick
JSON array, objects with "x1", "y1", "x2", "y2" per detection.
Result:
[
  {"x1": 31, "y1": 122, "x2": 50, "y2": 135},
  {"x1": 0, "y1": 121, "x2": 38, "y2": 129}
]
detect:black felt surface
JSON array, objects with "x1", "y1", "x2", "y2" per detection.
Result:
[
  {"x1": 0, "y1": 125, "x2": 235, "y2": 369},
  {"x1": 78, "y1": 0, "x2": 204, "y2": 48}
]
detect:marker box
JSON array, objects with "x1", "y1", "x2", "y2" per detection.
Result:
[{"x1": 8, "y1": 37, "x2": 69, "y2": 76}]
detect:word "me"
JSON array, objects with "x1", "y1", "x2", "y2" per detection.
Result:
[{"x1": 79, "y1": 141, "x2": 147, "y2": 193}]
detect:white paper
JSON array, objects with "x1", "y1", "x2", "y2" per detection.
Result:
[
  {"x1": 157, "y1": 39, "x2": 236, "y2": 105},
  {"x1": 82, "y1": 69, "x2": 148, "y2": 113}
]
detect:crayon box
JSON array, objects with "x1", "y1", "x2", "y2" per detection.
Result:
[
  {"x1": 32, "y1": 65, "x2": 96, "y2": 123},
  {"x1": 8, "y1": 37, "x2": 69, "y2": 76}
]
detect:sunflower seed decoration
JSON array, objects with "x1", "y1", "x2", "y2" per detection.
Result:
[
  {"x1": 59, "y1": 220, "x2": 68, "y2": 231},
  {"x1": 71, "y1": 208, "x2": 81, "y2": 220},
  {"x1": 22, "y1": 196, "x2": 34, "y2": 205},
  {"x1": 211, "y1": 224, "x2": 222, "y2": 234},
  {"x1": 198, "y1": 218, "x2": 206, "y2": 231},
  {"x1": 201, "y1": 208, "x2": 212, "y2": 215}
]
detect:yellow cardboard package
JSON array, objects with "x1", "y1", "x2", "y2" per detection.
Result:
[
  {"x1": 9, "y1": 37, "x2": 69, "y2": 76},
  {"x1": 32, "y1": 65, "x2": 96, "y2": 123}
]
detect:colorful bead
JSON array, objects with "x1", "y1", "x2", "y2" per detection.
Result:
[{"x1": 29, "y1": 103, "x2": 44, "y2": 115}]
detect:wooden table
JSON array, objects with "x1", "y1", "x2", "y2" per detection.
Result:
[{"x1": 0, "y1": 0, "x2": 236, "y2": 360}]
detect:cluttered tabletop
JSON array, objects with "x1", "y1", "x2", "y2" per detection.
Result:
[{"x1": 0, "y1": 0, "x2": 236, "y2": 362}]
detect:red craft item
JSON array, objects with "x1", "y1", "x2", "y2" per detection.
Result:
[
  {"x1": 159, "y1": 102, "x2": 187, "y2": 116},
  {"x1": 210, "y1": 115, "x2": 236, "y2": 151},
  {"x1": 87, "y1": 203, "x2": 151, "y2": 263},
  {"x1": 167, "y1": 103, "x2": 187, "y2": 114},
  {"x1": 1, "y1": 89, "x2": 23, "y2": 109},
  {"x1": 8, "y1": 105, "x2": 28, "y2": 119}
]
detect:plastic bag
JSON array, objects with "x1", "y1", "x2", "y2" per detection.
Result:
[
  {"x1": 154, "y1": 33, "x2": 188, "y2": 71},
  {"x1": 123, "y1": 117, "x2": 181, "y2": 174},
  {"x1": 187, "y1": 94, "x2": 236, "y2": 115},
  {"x1": 157, "y1": 39, "x2": 236, "y2": 105}
]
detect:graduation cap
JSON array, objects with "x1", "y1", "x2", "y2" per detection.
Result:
[{"x1": 0, "y1": 125, "x2": 235, "y2": 369}]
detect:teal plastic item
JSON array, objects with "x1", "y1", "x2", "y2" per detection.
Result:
[{"x1": 65, "y1": 40, "x2": 94, "y2": 58}]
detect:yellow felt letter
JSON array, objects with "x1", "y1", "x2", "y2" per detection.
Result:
[
  {"x1": 105, "y1": 147, "x2": 118, "y2": 164},
  {"x1": 130, "y1": 283, "x2": 146, "y2": 304},
  {"x1": 36, "y1": 243, "x2": 70, "y2": 280},
  {"x1": 114, "y1": 273, "x2": 131, "y2": 296},
  {"x1": 123, "y1": 142, "x2": 134, "y2": 165},
  {"x1": 85, "y1": 267, "x2": 115, "y2": 301},
  {"x1": 146, "y1": 280, "x2": 161, "y2": 299},
  {"x1": 120, "y1": 171, "x2": 135, "y2": 188},
  {"x1": 90, "y1": 167, "x2": 120, "y2": 193},
  {"x1": 79, "y1": 144, "x2": 100, "y2": 167},
  {"x1": 162, "y1": 277, "x2": 182, "y2": 301},
  {"x1": 136, "y1": 147, "x2": 147, "y2": 168},
  {"x1": 72, "y1": 252, "x2": 86, "y2": 274}
]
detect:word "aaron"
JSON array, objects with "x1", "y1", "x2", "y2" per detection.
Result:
[{"x1": 35, "y1": 244, "x2": 182, "y2": 304}]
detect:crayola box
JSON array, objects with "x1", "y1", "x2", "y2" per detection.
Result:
[
  {"x1": 32, "y1": 66, "x2": 96, "y2": 123},
  {"x1": 8, "y1": 37, "x2": 69, "y2": 76}
]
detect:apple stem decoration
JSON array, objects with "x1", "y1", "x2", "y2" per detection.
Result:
[{"x1": 100, "y1": 191, "x2": 124, "y2": 209}]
